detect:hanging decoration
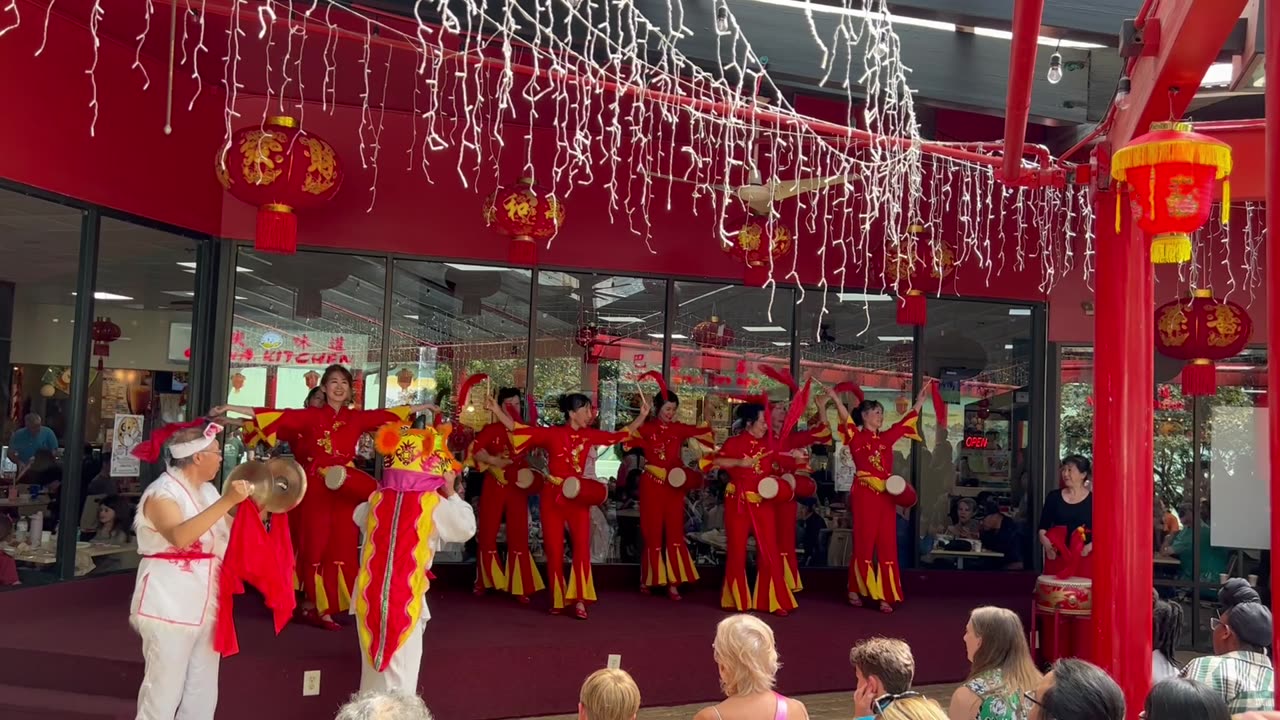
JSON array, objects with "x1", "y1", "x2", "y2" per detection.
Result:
[
  {"x1": 395, "y1": 368, "x2": 415, "y2": 392},
  {"x1": 574, "y1": 323, "x2": 602, "y2": 364},
  {"x1": 723, "y1": 212, "x2": 794, "y2": 286},
  {"x1": 304, "y1": 370, "x2": 321, "y2": 389},
  {"x1": 885, "y1": 223, "x2": 955, "y2": 326},
  {"x1": 217, "y1": 116, "x2": 343, "y2": 255},
  {"x1": 976, "y1": 394, "x2": 992, "y2": 420},
  {"x1": 894, "y1": 382, "x2": 909, "y2": 415},
  {"x1": 1110, "y1": 121, "x2": 1233, "y2": 265},
  {"x1": 482, "y1": 178, "x2": 565, "y2": 266},
  {"x1": 692, "y1": 316, "x2": 735, "y2": 350},
  {"x1": 1154, "y1": 289, "x2": 1252, "y2": 397},
  {"x1": 91, "y1": 317, "x2": 121, "y2": 371},
  {"x1": 230, "y1": 372, "x2": 246, "y2": 394}
]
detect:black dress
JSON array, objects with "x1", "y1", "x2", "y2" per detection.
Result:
[{"x1": 1039, "y1": 489, "x2": 1093, "y2": 542}]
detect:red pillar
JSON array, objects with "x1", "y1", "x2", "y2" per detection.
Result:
[
  {"x1": 1266, "y1": 0, "x2": 1280, "y2": 692},
  {"x1": 1091, "y1": 185, "x2": 1154, "y2": 714}
]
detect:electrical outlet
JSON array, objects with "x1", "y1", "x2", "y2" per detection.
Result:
[
  {"x1": 606, "y1": 654, "x2": 621, "y2": 669},
  {"x1": 303, "y1": 670, "x2": 321, "y2": 697}
]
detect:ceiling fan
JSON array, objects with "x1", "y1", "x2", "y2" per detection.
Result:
[{"x1": 642, "y1": 145, "x2": 853, "y2": 216}]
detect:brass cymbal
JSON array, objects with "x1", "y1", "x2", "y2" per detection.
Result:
[{"x1": 225, "y1": 458, "x2": 308, "y2": 514}]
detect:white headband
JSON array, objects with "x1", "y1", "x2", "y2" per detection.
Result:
[{"x1": 169, "y1": 423, "x2": 222, "y2": 459}]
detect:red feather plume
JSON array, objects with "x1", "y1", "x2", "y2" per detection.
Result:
[
  {"x1": 759, "y1": 365, "x2": 799, "y2": 393},
  {"x1": 455, "y1": 373, "x2": 488, "y2": 417},
  {"x1": 132, "y1": 418, "x2": 208, "y2": 462},
  {"x1": 834, "y1": 382, "x2": 864, "y2": 404},
  {"x1": 930, "y1": 382, "x2": 947, "y2": 430},
  {"x1": 637, "y1": 370, "x2": 670, "y2": 403},
  {"x1": 778, "y1": 379, "x2": 812, "y2": 443}
]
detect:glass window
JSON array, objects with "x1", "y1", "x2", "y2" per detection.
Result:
[
  {"x1": 0, "y1": 189, "x2": 84, "y2": 582},
  {"x1": 796, "y1": 290, "x2": 909, "y2": 569},
  {"x1": 920, "y1": 300, "x2": 1033, "y2": 572}
]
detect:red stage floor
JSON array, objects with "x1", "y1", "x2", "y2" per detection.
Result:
[{"x1": 0, "y1": 568, "x2": 1034, "y2": 720}]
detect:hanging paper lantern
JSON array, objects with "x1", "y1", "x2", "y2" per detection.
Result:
[
  {"x1": 894, "y1": 388, "x2": 909, "y2": 415},
  {"x1": 1154, "y1": 289, "x2": 1252, "y2": 396},
  {"x1": 691, "y1": 316, "x2": 735, "y2": 349},
  {"x1": 723, "y1": 212, "x2": 793, "y2": 285},
  {"x1": 1110, "y1": 121, "x2": 1232, "y2": 265},
  {"x1": 396, "y1": 368, "x2": 415, "y2": 391},
  {"x1": 885, "y1": 223, "x2": 955, "y2": 326},
  {"x1": 217, "y1": 116, "x2": 343, "y2": 254},
  {"x1": 230, "y1": 372, "x2": 246, "y2": 393},
  {"x1": 304, "y1": 370, "x2": 321, "y2": 389},
  {"x1": 91, "y1": 317, "x2": 121, "y2": 371},
  {"x1": 482, "y1": 177, "x2": 566, "y2": 266}
]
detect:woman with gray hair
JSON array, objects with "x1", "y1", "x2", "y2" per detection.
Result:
[
  {"x1": 128, "y1": 420, "x2": 252, "y2": 720},
  {"x1": 335, "y1": 691, "x2": 433, "y2": 720}
]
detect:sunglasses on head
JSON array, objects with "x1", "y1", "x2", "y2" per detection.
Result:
[{"x1": 873, "y1": 691, "x2": 923, "y2": 716}]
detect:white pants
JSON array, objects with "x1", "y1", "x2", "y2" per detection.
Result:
[
  {"x1": 358, "y1": 617, "x2": 427, "y2": 695},
  {"x1": 135, "y1": 618, "x2": 220, "y2": 720}
]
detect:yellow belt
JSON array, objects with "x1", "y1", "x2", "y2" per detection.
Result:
[
  {"x1": 725, "y1": 483, "x2": 763, "y2": 504},
  {"x1": 856, "y1": 470, "x2": 887, "y2": 492},
  {"x1": 546, "y1": 475, "x2": 565, "y2": 487},
  {"x1": 644, "y1": 464, "x2": 668, "y2": 480}
]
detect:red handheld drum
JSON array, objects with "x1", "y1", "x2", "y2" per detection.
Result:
[
  {"x1": 1034, "y1": 575, "x2": 1093, "y2": 616},
  {"x1": 561, "y1": 476, "x2": 608, "y2": 506},
  {"x1": 885, "y1": 475, "x2": 918, "y2": 508},
  {"x1": 514, "y1": 468, "x2": 538, "y2": 490},
  {"x1": 793, "y1": 474, "x2": 817, "y2": 499},
  {"x1": 667, "y1": 466, "x2": 704, "y2": 491},
  {"x1": 757, "y1": 476, "x2": 796, "y2": 504}
]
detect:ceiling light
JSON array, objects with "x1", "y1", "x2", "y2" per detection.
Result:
[
  {"x1": 599, "y1": 316, "x2": 643, "y2": 324},
  {"x1": 771, "y1": 341, "x2": 790, "y2": 347},
  {"x1": 1008, "y1": 308, "x2": 1032, "y2": 316},
  {"x1": 72, "y1": 291, "x2": 134, "y2": 301},
  {"x1": 1201, "y1": 62, "x2": 1233, "y2": 88},
  {"x1": 162, "y1": 291, "x2": 195, "y2": 298},
  {"x1": 175, "y1": 262, "x2": 251, "y2": 272},
  {"x1": 404, "y1": 314, "x2": 420, "y2": 320},
  {"x1": 1114, "y1": 76, "x2": 1131, "y2": 111},
  {"x1": 837, "y1": 292, "x2": 892, "y2": 303},
  {"x1": 1004, "y1": 344, "x2": 1014, "y2": 350},
  {"x1": 649, "y1": 333, "x2": 688, "y2": 339},
  {"x1": 878, "y1": 335, "x2": 913, "y2": 342},
  {"x1": 744, "y1": 0, "x2": 955, "y2": 31},
  {"x1": 445, "y1": 263, "x2": 498, "y2": 272},
  {"x1": 970, "y1": 27, "x2": 1104, "y2": 49},
  {"x1": 1046, "y1": 52, "x2": 1063, "y2": 84},
  {"x1": 742, "y1": 325, "x2": 788, "y2": 332}
]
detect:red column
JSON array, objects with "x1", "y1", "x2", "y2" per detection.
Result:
[
  {"x1": 1091, "y1": 185, "x2": 1154, "y2": 713},
  {"x1": 1266, "y1": 0, "x2": 1280, "y2": 693}
]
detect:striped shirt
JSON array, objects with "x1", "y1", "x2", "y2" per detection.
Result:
[{"x1": 1182, "y1": 651, "x2": 1275, "y2": 713}]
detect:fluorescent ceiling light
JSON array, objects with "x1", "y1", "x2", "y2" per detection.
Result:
[
  {"x1": 1004, "y1": 344, "x2": 1014, "y2": 350},
  {"x1": 745, "y1": 0, "x2": 954, "y2": 30},
  {"x1": 404, "y1": 314, "x2": 420, "y2": 320},
  {"x1": 878, "y1": 335, "x2": 913, "y2": 342},
  {"x1": 176, "y1": 262, "x2": 251, "y2": 272},
  {"x1": 1201, "y1": 62, "x2": 1233, "y2": 88},
  {"x1": 72, "y1": 291, "x2": 134, "y2": 301},
  {"x1": 162, "y1": 291, "x2": 195, "y2": 297},
  {"x1": 837, "y1": 292, "x2": 892, "y2": 302},
  {"x1": 445, "y1": 263, "x2": 498, "y2": 272},
  {"x1": 649, "y1": 333, "x2": 688, "y2": 339},
  {"x1": 1219, "y1": 364, "x2": 1256, "y2": 371},
  {"x1": 970, "y1": 26, "x2": 1104, "y2": 49},
  {"x1": 1244, "y1": 388, "x2": 1266, "y2": 394},
  {"x1": 772, "y1": 341, "x2": 791, "y2": 347},
  {"x1": 1008, "y1": 308, "x2": 1032, "y2": 316},
  {"x1": 743, "y1": 325, "x2": 788, "y2": 332},
  {"x1": 599, "y1": 316, "x2": 642, "y2": 323}
]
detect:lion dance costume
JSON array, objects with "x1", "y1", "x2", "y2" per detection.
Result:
[
  {"x1": 626, "y1": 371, "x2": 713, "y2": 593},
  {"x1": 353, "y1": 422, "x2": 477, "y2": 694},
  {"x1": 251, "y1": 403, "x2": 413, "y2": 624}
]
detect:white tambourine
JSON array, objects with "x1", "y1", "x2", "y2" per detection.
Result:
[
  {"x1": 324, "y1": 466, "x2": 348, "y2": 490},
  {"x1": 885, "y1": 474, "x2": 908, "y2": 496}
]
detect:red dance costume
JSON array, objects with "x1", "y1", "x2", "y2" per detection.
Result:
[
  {"x1": 469, "y1": 422, "x2": 545, "y2": 598},
  {"x1": 772, "y1": 420, "x2": 831, "y2": 592},
  {"x1": 707, "y1": 433, "x2": 797, "y2": 615},
  {"x1": 837, "y1": 411, "x2": 920, "y2": 604},
  {"x1": 253, "y1": 404, "x2": 412, "y2": 616},
  {"x1": 627, "y1": 419, "x2": 713, "y2": 589},
  {"x1": 511, "y1": 423, "x2": 628, "y2": 611}
]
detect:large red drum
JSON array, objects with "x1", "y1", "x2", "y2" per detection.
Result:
[
  {"x1": 757, "y1": 476, "x2": 796, "y2": 504},
  {"x1": 561, "y1": 476, "x2": 608, "y2": 506},
  {"x1": 1035, "y1": 574, "x2": 1093, "y2": 616},
  {"x1": 1033, "y1": 574, "x2": 1094, "y2": 664}
]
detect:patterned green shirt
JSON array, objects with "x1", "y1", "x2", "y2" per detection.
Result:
[
  {"x1": 1182, "y1": 651, "x2": 1275, "y2": 713},
  {"x1": 966, "y1": 668, "x2": 1030, "y2": 720}
]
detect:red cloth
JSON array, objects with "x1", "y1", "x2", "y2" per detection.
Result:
[
  {"x1": 214, "y1": 508, "x2": 296, "y2": 657},
  {"x1": 1044, "y1": 525, "x2": 1090, "y2": 579}
]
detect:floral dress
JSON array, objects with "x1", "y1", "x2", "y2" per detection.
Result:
[{"x1": 966, "y1": 668, "x2": 1029, "y2": 720}]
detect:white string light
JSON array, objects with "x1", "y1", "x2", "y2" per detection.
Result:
[{"x1": 132, "y1": 0, "x2": 154, "y2": 90}]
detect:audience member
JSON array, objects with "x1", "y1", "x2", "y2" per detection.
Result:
[
  {"x1": 849, "y1": 637, "x2": 915, "y2": 720},
  {"x1": 978, "y1": 500, "x2": 1024, "y2": 570},
  {"x1": 1028, "y1": 658, "x2": 1124, "y2": 720},
  {"x1": 8, "y1": 412, "x2": 58, "y2": 466},
  {"x1": 946, "y1": 497, "x2": 980, "y2": 540},
  {"x1": 1143, "y1": 677, "x2": 1229, "y2": 720},
  {"x1": 578, "y1": 668, "x2": 641, "y2": 720},
  {"x1": 880, "y1": 695, "x2": 949, "y2": 720},
  {"x1": 1220, "y1": 577, "x2": 1262, "y2": 609},
  {"x1": 90, "y1": 495, "x2": 132, "y2": 545},
  {"x1": 949, "y1": 606, "x2": 1040, "y2": 720},
  {"x1": 694, "y1": 614, "x2": 810, "y2": 720},
  {"x1": 1182, "y1": 598, "x2": 1275, "y2": 712},
  {"x1": 1151, "y1": 598, "x2": 1183, "y2": 684},
  {"x1": 334, "y1": 691, "x2": 432, "y2": 720}
]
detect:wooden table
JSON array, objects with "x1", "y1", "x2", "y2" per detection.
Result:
[
  {"x1": 0, "y1": 497, "x2": 50, "y2": 516},
  {"x1": 925, "y1": 548, "x2": 1006, "y2": 569},
  {"x1": 1154, "y1": 555, "x2": 1181, "y2": 566},
  {"x1": 3, "y1": 542, "x2": 136, "y2": 566}
]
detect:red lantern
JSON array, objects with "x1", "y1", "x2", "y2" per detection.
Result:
[
  {"x1": 894, "y1": 385, "x2": 909, "y2": 415},
  {"x1": 692, "y1": 316, "x2": 735, "y2": 349},
  {"x1": 1154, "y1": 289, "x2": 1252, "y2": 396},
  {"x1": 885, "y1": 223, "x2": 955, "y2": 326},
  {"x1": 482, "y1": 177, "x2": 566, "y2": 266},
  {"x1": 1110, "y1": 121, "x2": 1232, "y2": 264},
  {"x1": 396, "y1": 368, "x2": 415, "y2": 391},
  {"x1": 304, "y1": 370, "x2": 321, "y2": 389},
  {"x1": 217, "y1": 116, "x2": 343, "y2": 254},
  {"x1": 976, "y1": 395, "x2": 991, "y2": 420},
  {"x1": 723, "y1": 212, "x2": 793, "y2": 285},
  {"x1": 91, "y1": 317, "x2": 121, "y2": 370}
]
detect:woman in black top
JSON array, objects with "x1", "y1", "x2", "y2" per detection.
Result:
[{"x1": 1038, "y1": 455, "x2": 1093, "y2": 569}]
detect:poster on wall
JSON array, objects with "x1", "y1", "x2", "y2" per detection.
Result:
[{"x1": 110, "y1": 414, "x2": 144, "y2": 477}]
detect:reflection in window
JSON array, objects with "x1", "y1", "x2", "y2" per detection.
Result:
[{"x1": 919, "y1": 300, "x2": 1033, "y2": 573}]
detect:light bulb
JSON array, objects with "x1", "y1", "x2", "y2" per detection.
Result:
[
  {"x1": 715, "y1": 3, "x2": 730, "y2": 33},
  {"x1": 1114, "y1": 76, "x2": 1132, "y2": 111},
  {"x1": 1047, "y1": 52, "x2": 1063, "y2": 85}
]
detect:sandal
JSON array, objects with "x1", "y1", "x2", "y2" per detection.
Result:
[
  {"x1": 847, "y1": 593, "x2": 864, "y2": 607},
  {"x1": 573, "y1": 602, "x2": 588, "y2": 620},
  {"x1": 296, "y1": 607, "x2": 342, "y2": 631},
  {"x1": 517, "y1": 595, "x2": 531, "y2": 605},
  {"x1": 773, "y1": 609, "x2": 789, "y2": 617},
  {"x1": 879, "y1": 601, "x2": 894, "y2": 614},
  {"x1": 667, "y1": 585, "x2": 682, "y2": 601}
]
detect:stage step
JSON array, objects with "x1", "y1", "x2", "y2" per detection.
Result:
[{"x1": 0, "y1": 683, "x2": 135, "y2": 720}]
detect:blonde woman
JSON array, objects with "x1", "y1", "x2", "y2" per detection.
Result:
[
  {"x1": 695, "y1": 615, "x2": 809, "y2": 720},
  {"x1": 880, "y1": 696, "x2": 950, "y2": 720},
  {"x1": 578, "y1": 668, "x2": 642, "y2": 720},
  {"x1": 949, "y1": 607, "x2": 1042, "y2": 720}
]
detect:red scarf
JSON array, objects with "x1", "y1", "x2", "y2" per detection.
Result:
[{"x1": 213, "y1": 507, "x2": 296, "y2": 657}]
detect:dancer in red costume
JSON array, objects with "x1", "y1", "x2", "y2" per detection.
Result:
[
  {"x1": 626, "y1": 371, "x2": 713, "y2": 600},
  {"x1": 704, "y1": 402, "x2": 798, "y2": 617},
  {"x1": 213, "y1": 364, "x2": 435, "y2": 630},
  {"x1": 487, "y1": 391, "x2": 650, "y2": 619},
  {"x1": 468, "y1": 385, "x2": 545, "y2": 602},
  {"x1": 761, "y1": 367, "x2": 832, "y2": 594},
  {"x1": 827, "y1": 380, "x2": 931, "y2": 613}
]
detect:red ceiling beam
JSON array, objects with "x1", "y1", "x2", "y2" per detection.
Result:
[
  {"x1": 1108, "y1": 0, "x2": 1251, "y2": 148},
  {"x1": 1197, "y1": 119, "x2": 1266, "y2": 201},
  {"x1": 1000, "y1": 0, "x2": 1046, "y2": 183}
]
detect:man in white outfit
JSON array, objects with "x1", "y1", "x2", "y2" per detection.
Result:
[{"x1": 354, "y1": 421, "x2": 478, "y2": 695}]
